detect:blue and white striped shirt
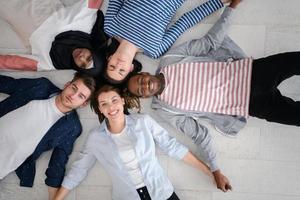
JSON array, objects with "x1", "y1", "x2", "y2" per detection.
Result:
[{"x1": 104, "y1": 0, "x2": 224, "y2": 58}]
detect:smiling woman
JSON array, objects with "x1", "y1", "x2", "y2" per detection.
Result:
[{"x1": 53, "y1": 84, "x2": 214, "y2": 200}]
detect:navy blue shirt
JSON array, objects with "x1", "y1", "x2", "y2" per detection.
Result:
[{"x1": 0, "y1": 75, "x2": 82, "y2": 187}]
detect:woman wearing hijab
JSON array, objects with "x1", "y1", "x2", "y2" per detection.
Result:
[{"x1": 0, "y1": 0, "x2": 107, "y2": 77}]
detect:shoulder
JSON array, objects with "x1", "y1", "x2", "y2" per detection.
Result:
[
  {"x1": 128, "y1": 113, "x2": 152, "y2": 122},
  {"x1": 62, "y1": 111, "x2": 82, "y2": 132}
]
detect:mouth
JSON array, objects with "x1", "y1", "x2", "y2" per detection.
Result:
[{"x1": 108, "y1": 110, "x2": 119, "y2": 117}]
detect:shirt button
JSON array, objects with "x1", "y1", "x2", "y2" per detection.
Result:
[{"x1": 140, "y1": 189, "x2": 143, "y2": 193}]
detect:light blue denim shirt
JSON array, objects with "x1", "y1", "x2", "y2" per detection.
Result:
[{"x1": 62, "y1": 114, "x2": 188, "y2": 200}]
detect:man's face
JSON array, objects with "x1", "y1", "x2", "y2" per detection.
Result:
[
  {"x1": 72, "y1": 48, "x2": 93, "y2": 69},
  {"x1": 106, "y1": 52, "x2": 133, "y2": 81},
  {"x1": 60, "y1": 79, "x2": 92, "y2": 110},
  {"x1": 127, "y1": 73, "x2": 162, "y2": 98}
]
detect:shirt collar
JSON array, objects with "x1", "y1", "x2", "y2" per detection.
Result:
[{"x1": 98, "y1": 114, "x2": 135, "y2": 136}]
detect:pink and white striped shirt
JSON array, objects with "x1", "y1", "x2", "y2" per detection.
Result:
[{"x1": 158, "y1": 58, "x2": 253, "y2": 117}]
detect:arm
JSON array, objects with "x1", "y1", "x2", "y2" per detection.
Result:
[
  {"x1": 53, "y1": 187, "x2": 70, "y2": 200},
  {"x1": 54, "y1": 134, "x2": 98, "y2": 200},
  {"x1": 182, "y1": 151, "x2": 212, "y2": 177},
  {"x1": 162, "y1": 1, "x2": 241, "y2": 61},
  {"x1": 48, "y1": 187, "x2": 58, "y2": 200},
  {"x1": 44, "y1": 124, "x2": 81, "y2": 190},
  {"x1": 105, "y1": 0, "x2": 123, "y2": 20},
  {"x1": 154, "y1": 108, "x2": 219, "y2": 171},
  {"x1": 88, "y1": 0, "x2": 104, "y2": 9},
  {"x1": 154, "y1": 109, "x2": 232, "y2": 192},
  {"x1": 145, "y1": 115, "x2": 189, "y2": 160},
  {"x1": 0, "y1": 55, "x2": 37, "y2": 71},
  {"x1": 0, "y1": 76, "x2": 58, "y2": 118},
  {"x1": 155, "y1": 0, "x2": 224, "y2": 58}
]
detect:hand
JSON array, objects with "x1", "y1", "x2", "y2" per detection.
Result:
[
  {"x1": 229, "y1": 0, "x2": 242, "y2": 8},
  {"x1": 213, "y1": 170, "x2": 232, "y2": 192}
]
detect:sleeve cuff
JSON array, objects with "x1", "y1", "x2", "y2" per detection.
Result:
[
  {"x1": 209, "y1": 160, "x2": 219, "y2": 172},
  {"x1": 45, "y1": 177, "x2": 63, "y2": 188},
  {"x1": 176, "y1": 146, "x2": 189, "y2": 160}
]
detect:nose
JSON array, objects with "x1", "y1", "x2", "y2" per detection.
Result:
[
  {"x1": 70, "y1": 92, "x2": 77, "y2": 100},
  {"x1": 80, "y1": 56, "x2": 88, "y2": 66}
]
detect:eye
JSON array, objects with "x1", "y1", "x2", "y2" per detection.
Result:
[
  {"x1": 79, "y1": 94, "x2": 85, "y2": 100},
  {"x1": 100, "y1": 103, "x2": 107, "y2": 107},
  {"x1": 109, "y1": 65, "x2": 116, "y2": 70},
  {"x1": 112, "y1": 98, "x2": 119, "y2": 103}
]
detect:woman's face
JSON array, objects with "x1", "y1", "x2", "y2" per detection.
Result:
[
  {"x1": 106, "y1": 52, "x2": 133, "y2": 81},
  {"x1": 98, "y1": 90, "x2": 125, "y2": 122},
  {"x1": 72, "y1": 48, "x2": 93, "y2": 69}
]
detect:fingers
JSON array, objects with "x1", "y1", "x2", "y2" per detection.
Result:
[
  {"x1": 218, "y1": 182, "x2": 232, "y2": 192},
  {"x1": 225, "y1": 183, "x2": 233, "y2": 191}
]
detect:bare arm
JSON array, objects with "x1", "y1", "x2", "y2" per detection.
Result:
[
  {"x1": 182, "y1": 151, "x2": 232, "y2": 193},
  {"x1": 182, "y1": 151, "x2": 213, "y2": 177},
  {"x1": 53, "y1": 187, "x2": 70, "y2": 200},
  {"x1": 88, "y1": 0, "x2": 104, "y2": 9},
  {"x1": 48, "y1": 187, "x2": 58, "y2": 200},
  {"x1": 0, "y1": 55, "x2": 37, "y2": 71}
]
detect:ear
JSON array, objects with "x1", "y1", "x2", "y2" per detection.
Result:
[
  {"x1": 121, "y1": 97, "x2": 125, "y2": 105},
  {"x1": 130, "y1": 63, "x2": 134, "y2": 72}
]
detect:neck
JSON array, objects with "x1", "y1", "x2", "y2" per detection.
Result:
[
  {"x1": 107, "y1": 115, "x2": 126, "y2": 134},
  {"x1": 55, "y1": 95, "x2": 71, "y2": 114},
  {"x1": 117, "y1": 39, "x2": 138, "y2": 62}
]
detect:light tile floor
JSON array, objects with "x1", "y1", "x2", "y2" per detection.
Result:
[{"x1": 1, "y1": 0, "x2": 300, "y2": 199}]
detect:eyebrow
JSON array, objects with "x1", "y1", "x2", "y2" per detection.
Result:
[
  {"x1": 73, "y1": 83, "x2": 87, "y2": 99},
  {"x1": 99, "y1": 95, "x2": 119, "y2": 103}
]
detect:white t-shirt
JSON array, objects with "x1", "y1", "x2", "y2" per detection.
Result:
[
  {"x1": 111, "y1": 128, "x2": 145, "y2": 188},
  {"x1": 30, "y1": 0, "x2": 98, "y2": 70},
  {"x1": 0, "y1": 96, "x2": 64, "y2": 179}
]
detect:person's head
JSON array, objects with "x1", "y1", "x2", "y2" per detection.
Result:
[
  {"x1": 50, "y1": 30, "x2": 106, "y2": 77},
  {"x1": 103, "y1": 38, "x2": 142, "y2": 84},
  {"x1": 127, "y1": 72, "x2": 163, "y2": 98},
  {"x1": 106, "y1": 52, "x2": 134, "y2": 81},
  {"x1": 58, "y1": 72, "x2": 96, "y2": 112},
  {"x1": 72, "y1": 48, "x2": 93, "y2": 69},
  {"x1": 91, "y1": 85, "x2": 140, "y2": 123}
]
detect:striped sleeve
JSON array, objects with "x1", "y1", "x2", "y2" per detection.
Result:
[
  {"x1": 155, "y1": 0, "x2": 224, "y2": 58},
  {"x1": 105, "y1": 0, "x2": 123, "y2": 19}
]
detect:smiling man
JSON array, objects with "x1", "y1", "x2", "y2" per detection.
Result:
[
  {"x1": 127, "y1": 0, "x2": 300, "y2": 192},
  {"x1": 127, "y1": 0, "x2": 245, "y2": 193},
  {"x1": 0, "y1": 72, "x2": 96, "y2": 200}
]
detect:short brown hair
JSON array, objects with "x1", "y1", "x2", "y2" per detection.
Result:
[
  {"x1": 90, "y1": 84, "x2": 140, "y2": 122},
  {"x1": 71, "y1": 72, "x2": 96, "y2": 100}
]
